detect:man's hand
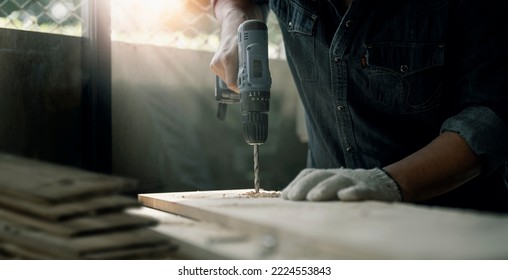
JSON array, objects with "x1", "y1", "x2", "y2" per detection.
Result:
[
  {"x1": 282, "y1": 168, "x2": 402, "y2": 202},
  {"x1": 210, "y1": 0, "x2": 267, "y2": 93},
  {"x1": 209, "y1": 15, "x2": 243, "y2": 93}
]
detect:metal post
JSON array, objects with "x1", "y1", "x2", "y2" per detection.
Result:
[{"x1": 81, "y1": 0, "x2": 112, "y2": 173}]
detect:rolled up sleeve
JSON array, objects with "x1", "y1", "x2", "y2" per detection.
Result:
[{"x1": 441, "y1": 106, "x2": 508, "y2": 174}]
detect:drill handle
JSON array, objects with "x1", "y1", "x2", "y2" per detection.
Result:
[{"x1": 215, "y1": 75, "x2": 240, "y2": 120}]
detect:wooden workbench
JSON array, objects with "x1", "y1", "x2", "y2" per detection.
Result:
[{"x1": 136, "y1": 189, "x2": 508, "y2": 260}]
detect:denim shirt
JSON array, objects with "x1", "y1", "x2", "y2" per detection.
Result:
[{"x1": 265, "y1": 0, "x2": 508, "y2": 211}]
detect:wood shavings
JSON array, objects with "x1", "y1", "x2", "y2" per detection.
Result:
[{"x1": 239, "y1": 190, "x2": 281, "y2": 198}]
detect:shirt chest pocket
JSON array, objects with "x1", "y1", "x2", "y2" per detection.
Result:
[
  {"x1": 364, "y1": 42, "x2": 446, "y2": 114},
  {"x1": 270, "y1": 0, "x2": 318, "y2": 80}
]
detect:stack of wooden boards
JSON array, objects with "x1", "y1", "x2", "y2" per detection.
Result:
[{"x1": 0, "y1": 153, "x2": 176, "y2": 259}]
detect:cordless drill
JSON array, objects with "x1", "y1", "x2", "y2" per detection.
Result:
[{"x1": 215, "y1": 19, "x2": 271, "y2": 193}]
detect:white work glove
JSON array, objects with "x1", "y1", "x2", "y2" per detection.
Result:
[{"x1": 282, "y1": 168, "x2": 402, "y2": 202}]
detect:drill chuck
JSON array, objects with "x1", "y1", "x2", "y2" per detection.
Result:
[{"x1": 241, "y1": 99, "x2": 269, "y2": 144}]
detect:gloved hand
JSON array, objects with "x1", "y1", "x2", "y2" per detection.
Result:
[{"x1": 282, "y1": 168, "x2": 402, "y2": 202}]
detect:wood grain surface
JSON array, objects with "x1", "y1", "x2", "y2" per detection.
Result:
[{"x1": 139, "y1": 189, "x2": 508, "y2": 259}]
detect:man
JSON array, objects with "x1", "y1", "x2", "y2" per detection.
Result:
[{"x1": 210, "y1": 0, "x2": 508, "y2": 212}]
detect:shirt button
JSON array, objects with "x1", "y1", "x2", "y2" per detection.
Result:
[
  {"x1": 337, "y1": 105, "x2": 345, "y2": 111},
  {"x1": 346, "y1": 147, "x2": 354, "y2": 152},
  {"x1": 288, "y1": 21, "x2": 293, "y2": 29},
  {"x1": 334, "y1": 57, "x2": 340, "y2": 62},
  {"x1": 345, "y1": 20, "x2": 354, "y2": 28},
  {"x1": 400, "y1": 65, "x2": 409, "y2": 73}
]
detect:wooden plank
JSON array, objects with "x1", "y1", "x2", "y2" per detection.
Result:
[
  {"x1": 130, "y1": 207, "x2": 291, "y2": 260},
  {"x1": 0, "y1": 207, "x2": 158, "y2": 237},
  {"x1": 0, "y1": 153, "x2": 137, "y2": 204},
  {"x1": 0, "y1": 243, "x2": 54, "y2": 260},
  {"x1": 0, "y1": 220, "x2": 174, "y2": 259},
  {"x1": 74, "y1": 228, "x2": 175, "y2": 259},
  {"x1": 0, "y1": 194, "x2": 140, "y2": 221},
  {"x1": 0, "y1": 239, "x2": 175, "y2": 260},
  {"x1": 139, "y1": 189, "x2": 508, "y2": 259},
  {"x1": 84, "y1": 244, "x2": 177, "y2": 259},
  {"x1": 139, "y1": 190, "x2": 364, "y2": 259}
]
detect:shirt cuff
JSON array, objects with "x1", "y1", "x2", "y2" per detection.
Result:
[{"x1": 441, "y1": 106, "x2": 508, "y2": 174}]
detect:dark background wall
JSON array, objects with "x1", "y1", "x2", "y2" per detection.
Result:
[{"x1": 0, "y1": 29, "x2": 83, "y2": 167}]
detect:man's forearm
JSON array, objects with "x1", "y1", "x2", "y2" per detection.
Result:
[
  {"x1": 213, "y1": 0, "x2": 265, "y2": 48},
  {"x1": 383, "y1": 131, "x2": 482, "y2": 202},
  {"x1": 213, "y1": 0, "x2": 266, "y2": 24}
]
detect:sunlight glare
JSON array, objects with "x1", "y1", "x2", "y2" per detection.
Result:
[{"x1": 111, "y1": 0, "x2": 185, "y2": 31}]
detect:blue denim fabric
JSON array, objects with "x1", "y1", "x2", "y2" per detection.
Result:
[{"x1": 267, "y1": 0, "x2": 508, "y2": 211}]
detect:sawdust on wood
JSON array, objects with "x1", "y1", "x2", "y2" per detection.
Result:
[{"x1": 238, "y1": 190, "x2": 281, "y2": 198}]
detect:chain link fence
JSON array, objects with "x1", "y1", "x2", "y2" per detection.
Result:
[
  {"x1": 0, "y1": 0, "x2": 83, "y2": 36},
  {"x1": 0, "y1": 0, "x2": 285, "y2": 59}
]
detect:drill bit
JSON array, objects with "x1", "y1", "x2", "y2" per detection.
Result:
[{"x1": 253, "y1": 144, "x2": 260, "y2": 193}]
